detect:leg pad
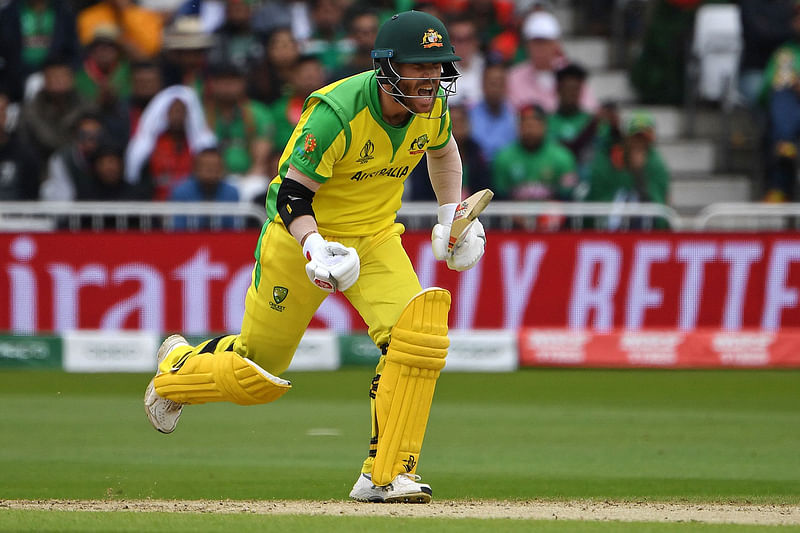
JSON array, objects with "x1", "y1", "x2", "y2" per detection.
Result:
[
  {"x1": 154, "y1": 351, "x2": 291, "y2": 406},
  {"x1": 371, "y1": 288, "x2": 450, "y2": 486}
]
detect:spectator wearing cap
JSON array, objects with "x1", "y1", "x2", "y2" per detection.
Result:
[
  {"x1": 208, "y1": 0, "x2": 264, "y2": 72},
  {"x1": 161, "y1": 15, "x2": 215, "y2": 94},
  {"x1": 75, "y1": 25, "x2": 131, "y2": 102},
  {"x1": 125, "y1": 85, "x2": 216, "y2": 200},
  {"x1": 0, "y1": 0, "x2": 80, "y2": 102},
  {"x1": 18, "y1": 57, "x2": 87, "y2": 166},
  {"x1": 77, "y1": 0, "x2": 163, "y2": 60},
  {"x1": 204, "y1": 62, "x2": 275, "y2": 177},
  {"x1": 169, "y1": 146, "x2": 240, "y2": 230},
  {"x1": 445, "y1": 15, "x2": 485, "y2": 108},
  {"x1": 584, "y1": 112, "x2": 670, "y2": 220},
  {"x1": 269, "y1": 55, "x2": 326, "y2": 149},
  {"x1": 0, "y1": 87, "x2": 41, "y2": 199},
  {"x1": 507, "y1": 11, "x2": 597, "y2": 113},
  {"x1": 75, "y1": 24, "x2": 134, "y2": 147},
  {"x1": 760, "y1": 1, "x2": 800, "y2": 202},
  {"x1": 492, "y1": 104, "x2": 578, "y2": 203},
  {"x1": 468, "y1": 61, "x2": 517, "y2": 164}
]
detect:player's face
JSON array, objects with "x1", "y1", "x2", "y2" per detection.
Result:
[{"x1": 394, "y1": 62, "x2": 442, "y2": 114}]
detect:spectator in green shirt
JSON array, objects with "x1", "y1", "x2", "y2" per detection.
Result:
[
  {"x1": 585, "y1": 112, "x2": 670, "y2": 229},
  {"x1": 204, "y1": 62, "x2": 275, "y2": 177},
  {"x1": 492, "y1": 104, "x2": 579, "y2": 202},
  {"x1": 548, "y1": 62, "x2": 608, "y2": 178},
  {"x1": 302, "y1": 0, "x2": 351, "y2": 78},
  {"x1": 74, "y1": 25, "x2": 131, "y2": 102}
]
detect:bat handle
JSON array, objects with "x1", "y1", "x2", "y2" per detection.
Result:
[{"x1": 447, "y1": 235, "x2": 458, "y2": 253}]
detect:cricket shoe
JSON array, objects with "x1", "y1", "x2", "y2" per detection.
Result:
[
  {"x1": 349, "y1": 472, "x2": 432, "y2": 503},
  {"x1": 144, "y1": 334, "x2": 190, "y2": 434}
]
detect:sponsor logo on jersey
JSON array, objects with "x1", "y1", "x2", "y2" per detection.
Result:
[
  {"x1": 421, "y1": 28, "x2": 443, "y2": 48},
  {"x1": 409, "y1": 134, "x2": 429, "y2": 155},
  {"x1": 350, "y1": 165, "x2": 410, "y2": 181},
  {"x1": 356, "y1": 139, "x2": 375, "y2": 164},
  {"x1": 270, "y1": 285, "x2": 289, "y2": 312},
  {"x1": 303, "y1": 133, "x2": 317, "y2": 152}
]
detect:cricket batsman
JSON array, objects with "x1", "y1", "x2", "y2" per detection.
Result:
[{"x1": 144, "y1": 10, "x2": 487, "y2": 503}]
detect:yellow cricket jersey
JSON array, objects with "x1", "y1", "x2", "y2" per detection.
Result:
[{"x1": 264, "y1": 70, "x2": 452, "y2": 237}]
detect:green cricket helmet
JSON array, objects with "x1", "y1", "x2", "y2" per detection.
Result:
[{"x1": 371, "y1": 10, "x2": 461, "y2": 118}]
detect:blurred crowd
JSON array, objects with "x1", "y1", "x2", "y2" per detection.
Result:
[{"x1": 0, "y1": 0, "x2": 676, "y2": 231}]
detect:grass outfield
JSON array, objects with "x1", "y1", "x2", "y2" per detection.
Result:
[
  {"x1": 0, "y1": 368, "x2": 798, "y2": 504},
  {"x1": 2, "y1": 510, "x2": 800, "y2": 533}
]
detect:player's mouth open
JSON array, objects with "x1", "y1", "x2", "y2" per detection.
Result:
[{"x1": 417, "y1": 87, "x2": 434, "y2": 104}]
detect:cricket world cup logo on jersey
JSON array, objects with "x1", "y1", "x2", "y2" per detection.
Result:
[{"x1": 356, "y1": 139, "x2": 374, "y2": 164}]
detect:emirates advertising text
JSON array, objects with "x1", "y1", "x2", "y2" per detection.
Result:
[{"x1": 1, "y1": 232, "x2": 799, "y2": 334}]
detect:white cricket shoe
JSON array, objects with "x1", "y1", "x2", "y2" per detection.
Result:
[
  {"x1": 349, "y1": 472, "x2": 432, "y2": 503},
  {"x1": 144, "y1": 334, "x2": 190, "y2": 434}
]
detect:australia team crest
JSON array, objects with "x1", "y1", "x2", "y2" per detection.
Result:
[{"x1": 421, "y1": 28, "x2": 443, "y2": 48}]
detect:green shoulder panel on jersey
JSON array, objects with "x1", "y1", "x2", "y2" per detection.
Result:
[
  {"x1": 280, "y1": 71, "x2": 376, "y2": 183},
  {"x1": 284, "y1": 101, "x2": 347, "y2": 184}
]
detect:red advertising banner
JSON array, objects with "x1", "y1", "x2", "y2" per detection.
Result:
[
  {"x1": 1, "y1": 232, "x2": 799, "y2": 333},
  {"x1": 518, "y1": 328, "x2": 800, "y2": 368}
]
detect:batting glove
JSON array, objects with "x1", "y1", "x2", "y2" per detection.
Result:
[
  {"x1": 447, "y1": 219, "x2": 485, "y2": 272},
  {"x1": 431, "y1": 203, "x2": 458, "y2": 261},
  {"x1": 431, "y1": 203, "x2": 486, "y2": 271},
  {"x1": 303, "y1": 232, "x2": 360, "y2": 292}
]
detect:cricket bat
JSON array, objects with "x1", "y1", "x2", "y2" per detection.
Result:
[{"x1": 448, "y1": 188, "x2": 494, "y2": 253}]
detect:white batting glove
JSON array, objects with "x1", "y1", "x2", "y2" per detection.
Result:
[
  {"x1": 431, "y1": 203, "x2": 486, "y2": 271},
  {"x1": 302, "y1": 233, "x2": 360, "y2": 292},
  {"x1": 447, "y1": 219, "x2": 485, "y2": 271},
  {"x1": 431, "y1": 203, "x2": 458, "y2": 261}
]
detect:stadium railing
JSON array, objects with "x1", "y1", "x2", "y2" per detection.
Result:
[
  {"x1": 2, "y1": 201, "x2": 800, "y2": 232},
  {"x1": 694, "y1": 203, "x2": 800, "y2": 231}
]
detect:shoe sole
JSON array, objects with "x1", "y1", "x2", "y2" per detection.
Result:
[
  {"x1": 384, "y1": 492, "x2": 432, "y2": 504},
  {"x1": 144, "y1": 334, "x2": 189, "y2": 434},
  {"x1": 350, "y1": 489, "x2": 432, "y2": 504}
]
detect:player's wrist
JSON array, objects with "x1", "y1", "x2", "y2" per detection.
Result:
[
  {"x1": 302, "y1": 232, "x2": 325, "y2": 260},
  {"x1": 300, "y1": 230, "x2": 319, "y2": 247},
  {"x1": 437, "y1": 203, "x2": 458, "y2": 226}
]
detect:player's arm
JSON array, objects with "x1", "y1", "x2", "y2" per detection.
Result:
[
  {"x1": 427, "y1": 136, "x2": 487, "y2": 271},
  {"x1": 279, "y1": 165, "x2": 322, "y2": 245},
  {"x1": 276, "y1": 164, "x2": 360, "y2": 293},
  {"x1": 426, "y1": 136, "x2": 462, "y2": 208}
]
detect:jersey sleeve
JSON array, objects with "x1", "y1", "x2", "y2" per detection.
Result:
[
  {"x1": 287, "y1": 99, "x2": 347, "y2": 183},
  {"x1": 428, "y1": 107, "x2": 453, "y2": 150}
]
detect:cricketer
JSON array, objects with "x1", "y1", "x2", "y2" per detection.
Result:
[{"x1": 144, "y1": 10, "x2": 487, "y2": 503}]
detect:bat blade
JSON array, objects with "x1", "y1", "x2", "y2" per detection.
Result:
[{"x1": 448, "y1": 189, "x2": 493, "y2": 253}]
